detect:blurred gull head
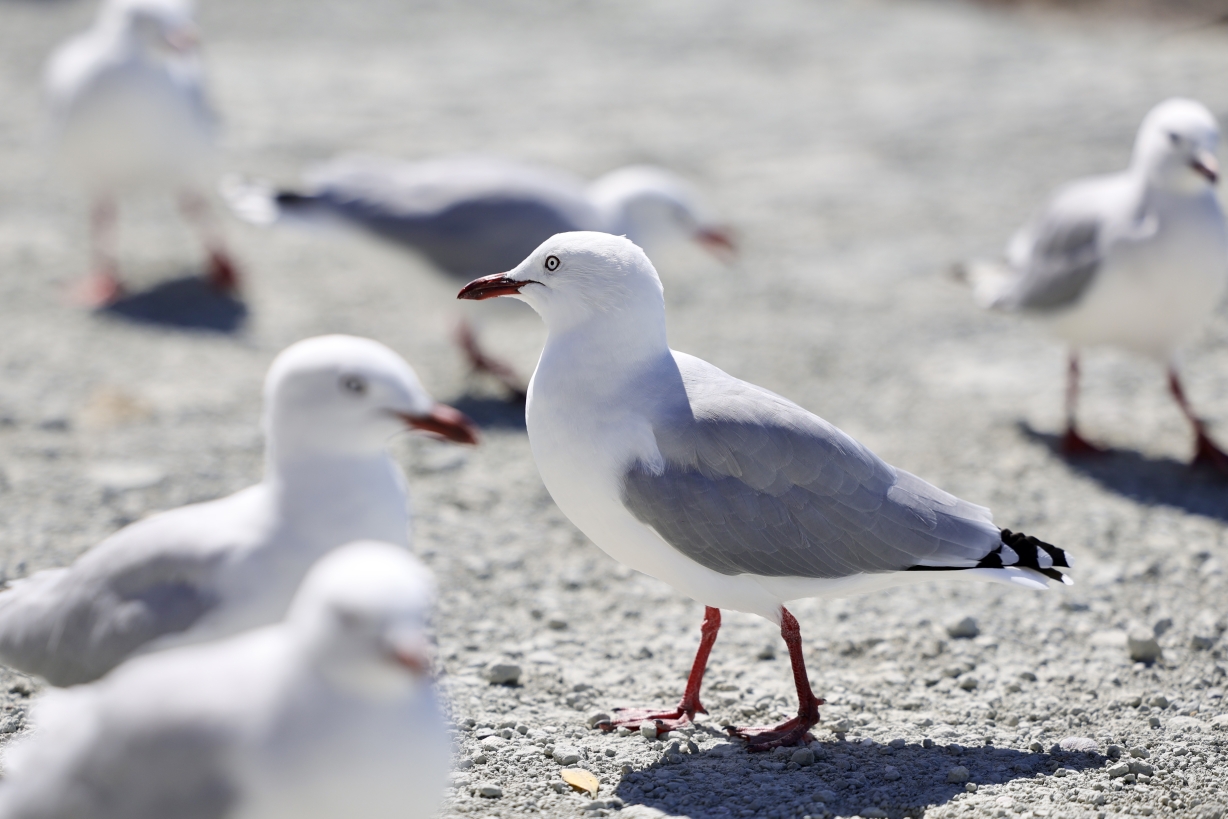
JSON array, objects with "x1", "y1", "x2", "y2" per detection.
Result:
[
  {"x1": 263, "y1": 335, "x2": 478, "y2": 460},
  {"x1": 98, "y1": 0, "x2": 200, "y2": 55},
  {"x1": 288, "y1": 541, "x2": 436, "y2": 698},
  {"x1": 587, "y1": 165, "x2": 735, "y2": 260},
  {"x1": 1132, "y1": 98, "x2": 1220, "y2": 192}
]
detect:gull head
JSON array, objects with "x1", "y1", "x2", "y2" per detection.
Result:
[
  {"x1": 264, "y1": 335, "x2": 478, "y2": 459},
  {"x1": 1134, "y1": 98, "x2": 1220, "y2": 192},
  {"x1": 288, "y1": 541, "x2": 437, "y2": 698},
  {"x1": 101, "y1": 0, "x2": 200, "y2": 55},
  {"x1": 458, "y1": 232, "x2": 666, "y2": 334},
  {"x1": 587, "y1": 166, "x2": 735, "y2": 261}
]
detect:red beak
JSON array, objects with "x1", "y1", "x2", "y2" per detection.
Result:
[
  {"x1": 397, "y1": 404, "x2": 479, "y2": 445},
  {"x1": 391, "y1": 648, "x2": 432, "y2": 675},
  {"x1": 457, "y1": 273, "x2": 533, "y2": 301},
  {"x1": 695, "y1": 226, "x2": 737, "y2": 262},
  {"x1": 1192, "y1": 155, "x2": 1220, "y2": 184}
]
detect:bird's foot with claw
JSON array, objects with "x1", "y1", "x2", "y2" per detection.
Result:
[
  {"x1": 727, "y1": 699, "x2": 822, "y2": 751},
  {"x1": 599, "y1": 706, "x2": 700, "y2": 733},
  {"x1": 1191, "y1": 432, "x2": 1228, "y2": 477},
  {"x1": 71, "y1": 269, "x2": 124, "y2": 308},
  {"x1": 1061, "y1": 428, "x2": 1107, "y2": 457}
]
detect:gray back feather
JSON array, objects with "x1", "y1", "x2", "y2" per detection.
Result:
[
  {"x1": 305, "y1": 156, "x2": 602, "y2": 277},
  {"x1": 621, "y1": 354, "x2": 1001, "y2": 579},
  {"x1": 0, "y1": 540, "x2": 222, "y2": 686},
  {"x1": 0, "y1": 716, "x2": 235, "y2": 819}
]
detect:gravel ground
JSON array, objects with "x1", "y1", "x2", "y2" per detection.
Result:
[{"x1": 2, "y1": 1, "x2": 1228, "y2": 817}]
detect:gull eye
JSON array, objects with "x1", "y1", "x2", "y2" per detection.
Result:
[
  {"x1": 544, "y1": 255, "x2": 560, "y2": 272},
  {"x1": 1169, "y1": 132, "x2": 1181, "y2": 145},
  {"x1": 340, "y1": 375, "x2": 368, "y2": 396}
]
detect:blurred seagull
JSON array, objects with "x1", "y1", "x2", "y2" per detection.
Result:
[
  {"x1": 964, "y1": 98, "x2": 1228, "y2": 471},
  {"x1": 459, "y1": 232, "x2": 1072, "y2": 749},
  {"x1": 46, "y1": 0, "x2": 241, "y2": 306},
  {"x1": 222, "y1": 156, "x2": 734, "y2": 397},
  {"x1": 0, "y1": 336, "x2": 477, "y2": 686},
  {"x1": 0, "y1": 541, "x2": 450, "y2": 819}
]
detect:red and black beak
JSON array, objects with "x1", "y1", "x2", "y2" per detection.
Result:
[
  {"x1": 457, "y1": 273, "x2": 534, "y2": 301},
  {"x1": 1192, "y1": 152, "x2": 1220, "y2": 184},
  {"x1": 694, "y1": 226, "x2": 737, "y2": 263},
  {"x1": 397, "y1": 404, "x2": 479, "y2": 445}
]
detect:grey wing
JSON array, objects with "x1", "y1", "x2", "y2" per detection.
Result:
[
  {"x1": 0, "y1": 702, "x2": 236, "y2": 819},
  {"x1": 304, "y1": 156, "x2": 600, "y2": 276},
  {"x1": 621, "y1": 354, "x2": 1003, "y2": 579},
  {"x1": 0, "y1": 528, "x2": 223, "y2": 686},
  {"x1": 991, "y1": 177, "x2": 1128, "y2": 311}
]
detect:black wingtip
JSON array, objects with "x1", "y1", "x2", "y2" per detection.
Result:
[{"x1": 905, "y1": 528, "x2": 1072, "y2": 585}]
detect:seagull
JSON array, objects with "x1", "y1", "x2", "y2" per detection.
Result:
[
  {"x1": 965, "y1": 98, "x2": 1228, "y2": 472},
  {"x1": 0, "y1": 541, "x2": 450, "y2": 819},
  {"x1": 46, "y1": 0, "x2": 241, "y2": 307},
  {"x1": 0, "y1": 335, "x2": 477, "y2": 686},
  {"x1": 222, "y1": 156, "x2": 735, "y2": 397},
  {"x1": 458, "y1": 232, "x2": 1072, "y2": 749}
]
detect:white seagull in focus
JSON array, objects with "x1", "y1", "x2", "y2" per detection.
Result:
[
  {"x1": 0, "y1": 541, "x2": 450, "y2": 819},
  {"x1": 46, "y1": 0, "x2": 241, "y2": 306},
  {"x1": 459, "y1": 232, "x2": 1072, "y2": 749},
  {"x1": 0, "y1": 335, "x2": 477, "y2": 686},
  {"x1": 966, "y1": 98, "x2": 1228, "y2": 472}
]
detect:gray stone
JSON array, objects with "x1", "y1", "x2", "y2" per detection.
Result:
[
  {"x1": 791, "y1": 748, "x2": 814, "y2": 766},
  {"x1": 1127, "y1": 630, "x2": 1163, "y2": 663},
  {"x1": 1058, "y1": 736, "x2": 1098, "y2": 752},
  {"x1": 945, "y1": 616, "x2": 979, "y2": 639},
  {"x1": 481, "y1": 662, "x2": 522, "y2": 686},
  {"x1": 947, "y1": 766, "x2": 970, "y2": 783},
  {"x1": 475, "y1": 783, "x2": 503, "y2": 798},
  {"x1": 553, "y1": 746, "x2": 582, "y2": 765}
]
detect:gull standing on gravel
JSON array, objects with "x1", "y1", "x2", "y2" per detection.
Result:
[
  {"x1": 0, "y1": 335, "x2": 477, "y2": 686},
  {"x1": 46, "y1": 0, "x2": 241, "y2": 306},
  {"x1": 222, "y1": 156, "x2": 734, "y2": 396},
  {"x1": 0, "y1": 541, "x2": 450, "y2": 819},
  {"x1": 459, "y1": 232, "x2": 1072, "y2": 749},
  {"x1": 965, "y1": 98, "x2": 1228, "y2": 471}
]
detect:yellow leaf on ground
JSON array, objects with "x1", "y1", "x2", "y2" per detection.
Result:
[{"x1": 561, "y1": 768, "x2": 599, "y2": 797}]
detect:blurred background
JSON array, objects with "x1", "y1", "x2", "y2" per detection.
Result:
[{"x1": 2, "y1": 0, "x2": 1228, "y2": 813}]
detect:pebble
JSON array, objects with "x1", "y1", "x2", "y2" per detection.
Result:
[
  {"x1": 756, "y1": 643, "x2": 777, "y2": 660},
  {"x1": 640, "y1": 723, "x2": 658, "y2": 740},
  {"x1": 958, "y1": 675, "x2": 979, "y2": 691},
  {"x1": 475, "y1": 783, "x2": 503, "y2": 798},
  {"x1": 587, "y1": 711, "x2": 612, "y2": 728},
  {"x1": 1148, "y1": 695, "x2": 1169, "y2": 709},
  {"x1": 481, "y1": 662, "x2": 522, "y2": 686},
  {"x1": 945, "y1": 615, "x2": 979, "y2": 639},
  {"x1": 1130, "y1": 747, "x2": 1150, "y2": 758},
  {"x1": 1127, "y1": 630, "x2": 1163, "y2": 663},
  {"x1": 1058, "y1": 736, "x2": 1098, "y2": 752},
  {"x1": 947, "y1": 766, "x2": 970, "y2": 783},
  {"x1": 553, "y1": 746, "x2": 582, "y2": 765},
  {"x1": 1108, "y1": 762, "x2": 1131, "y2": 779},
  {"x1": 884, "y1": 765, "x2": 901, "y2": 781},
  {"x1": 791, "y1": 748, "x2": 814, "y2": 766},
  {"x1": 965, "y1": 782, "x2": 978, "y2": 793}
]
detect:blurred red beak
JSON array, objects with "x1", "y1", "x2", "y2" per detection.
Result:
[
  {"x1": 695, "y1": 226, "x2": 737, "y2": 262},
  {"x1": 163, "y1": 25, "x2": 200, "y2": 52},
  {"x1": 457, "y1": 273, "x2": 533, "y2": 301},
  {"x1": 397, "y1": 404, "x2": 479, "y2": 445},
  {"x1": 1192, "y1": 154, "x2": 1219, "y2": 184},
  {"x1": 391, "y1": 647, "x2": 432, "y2": 675}
]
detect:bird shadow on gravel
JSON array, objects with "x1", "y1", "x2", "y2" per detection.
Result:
[
  {"x1": 1018, "y1": 421, "x2": 1228, "y2": 521},
  {"x1": 615, "y1": 734, "x2": 1106, "y2": 819},
  {"x1": 449, "y1": 394, "x2": 527, "y2": 431},
  {"x1": 102, "y1": 274, "x2": 247, "y2": 333}
]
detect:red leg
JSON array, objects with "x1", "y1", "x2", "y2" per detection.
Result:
[
  {"x1": 1061, "y1": 351, "x2": 1106, "y2": 456},
  {"x1": 1168, "y1": 368, "x2": 1228, "y2": 476},
  {"x1": 727, "y1": 608, "x2": 823, "y2": 750},
  {"x1": 601, "y1": 607, "x2": 721, "y2": 732},
  {"x1": 179, "y1": 190, "x2": 240, "y2": 293},
  {"x1": 455, "y1": 319, "x2": 528, "y2": 402},
  {"x1": 72, "y1": 196, "x2": 124, "y2": 307}
]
